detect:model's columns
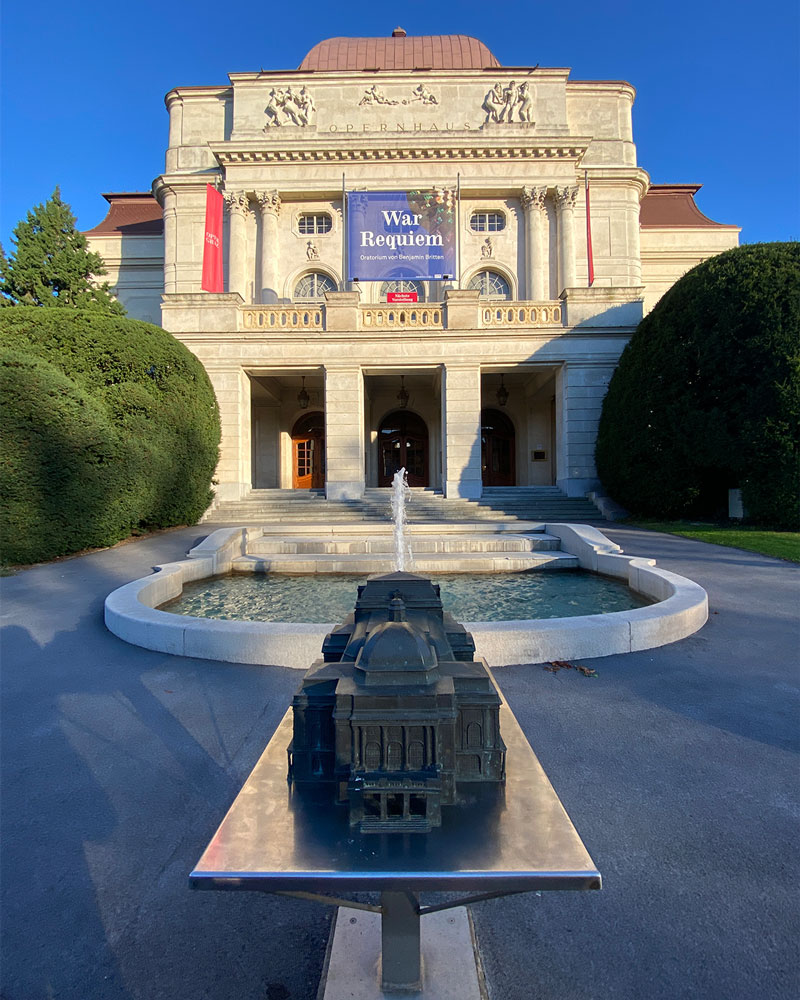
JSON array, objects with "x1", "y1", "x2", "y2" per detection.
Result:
[
  {"x1": 225, "y1": 191, "x2": 250, "y2": 300},
  {"x1": 554, "y1": 361, "x2": 614, "y2": 497},
  {"x1": 441, "y1": 363, "x2": 482, "y2": 499},
  {"x1": 555, "y1": 185, "x2": 578, "y2": 294},
  {"x1": 256, "y1": 190, "x2": 281, "y2": 303},
  {"x1": 324, "y1": 365, "x2": 365, "y2": 500},
  {"x1": 205, "y1": 366, "x2": 252, "y2": 500},
  {"x1": 521, "y1": 185, "x2": 548, "y2": 300}
]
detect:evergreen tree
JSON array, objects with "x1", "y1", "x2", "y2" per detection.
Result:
[{"x1": 0, "y1": 188, "x2": 124, "y2": 313}]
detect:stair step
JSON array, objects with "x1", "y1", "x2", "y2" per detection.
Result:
[{"x1": 230, "y1": 551, "x2": 578, "y2": 574}]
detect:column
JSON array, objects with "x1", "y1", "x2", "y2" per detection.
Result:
[
  {"x1": 441, "y1": 363, "x2": 482, "y2": 499},
  {"x1": 324, "y1": 365, "x2": 365, "y2": 500},
  {"x1": 521, "y1": 185, "x2": 548, "y2": 300},
  {"x1": 205, "y1": 366, "x2": 252, "y2": 500},
  {"x1": 256, "y1": 190, "x2": 281, "y2": 303},
  {"x1": 161, "y1": 186, "x2": 178, "y2": 295},
  {"x1": 555, "y1": 362, "x2": 615, "y2": 497},
  {"x1": 555, "y1": 185, "x2": 578, "y2": 294},
  {"x1": 224, "y1": 190, "x2": 250, "y2": 299}
]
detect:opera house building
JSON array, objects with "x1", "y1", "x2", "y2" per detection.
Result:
[{"x1": 86, "y1": 29, "x2": 739, "y2": 512}]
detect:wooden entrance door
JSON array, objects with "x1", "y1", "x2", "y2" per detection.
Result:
[
  {"x1": 481, "y1": 409, "x2": 516, "y2": 486},
  {"x1": 292, "y1": 412, "x2": 325, "y2": 489},
  {"x1": 378, "y1": 411, "x2": 429, "y2": 487}
]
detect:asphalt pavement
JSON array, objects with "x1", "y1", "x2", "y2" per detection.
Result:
[{"x1": 1, "y1": 523, "x2": 798, "y2": 1000}]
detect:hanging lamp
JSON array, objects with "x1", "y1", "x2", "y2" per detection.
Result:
[
  {"x1": 496, "y1": 374, "x2": 509, "y2": 407},
  {"x1": 297, "y1": 375, "x2": 310, "y2": 409},
  {"x1": 397, "y1": 374, "x2": 409, "y2": 409}
]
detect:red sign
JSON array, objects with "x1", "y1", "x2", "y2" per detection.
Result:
[
  {"x1": 201, "y1": 184, "x2": 224, "y2": 293},
  {"x1": 387, "y1": 292, "x2": 418, "y2": 303}
]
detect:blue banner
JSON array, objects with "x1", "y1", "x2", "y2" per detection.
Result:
[{"x1": 347, "y1": 190, "x2": 456, "y2": 282}]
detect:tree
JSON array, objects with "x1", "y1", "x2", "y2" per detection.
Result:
[
  {"x1": 1, "y1": 308, "x2": 220, "y2": 564},
  {"x1": 0, "y1": 187, "x2": 124, "y2": 313},
  {"x1": 596, "y1": 242, "x2": 800, "y2": 529}
]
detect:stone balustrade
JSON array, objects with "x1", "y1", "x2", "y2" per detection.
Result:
[
  {"x1": 360, "y1": 305, "x2": 444, "y2": 329},
  {"x1": 241, "y1": 306, "x2": 323, "y2": 330},
  {"x1": 239, "y1": 298, "x2": 565, "y2": 333},
  {"x1": 479, "y1": 301, "x2": 562, "y2": 328}
]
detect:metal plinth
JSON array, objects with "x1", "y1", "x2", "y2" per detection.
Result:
[{"x1": 191, "y1": 686, "x2": 600, "y2": 994}]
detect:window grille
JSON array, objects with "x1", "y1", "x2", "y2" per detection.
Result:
[
  {"x1": 294, "y1": 272, "x2": 337, "y2": 301},
  {"x1": 467, "y1": 270, "x2": 512, "y2": 299},
  {"x1": 470, "y1": 211, "x2": 506, "y2": 233},
  {"x1": 298, "y1": 213, "x2": 332, "y2": 235}
]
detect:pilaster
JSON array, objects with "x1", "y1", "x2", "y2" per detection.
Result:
[
  {"x1": 206, "y1": 366, "x2": 252, "y2": 500},
  {"x1": 555, "y1": 361, "x2": 614, "y2": 497},
  {"x1": 324, "y1": 365, "x2": 365, "y2": 499},
  {"x1": 441, "y1": 363, "x2": 482, "y2": 499}
]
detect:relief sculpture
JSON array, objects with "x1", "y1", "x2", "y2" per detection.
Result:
[
  {"x1": 482, "y1": 80, "x2": 533, "y2": 124},
  {"x1": 358, "y1": 84, "x2": 439, "y2": 107},
  {"x1": 264, "y1": 86, "x2": 315, "y2": 128}
]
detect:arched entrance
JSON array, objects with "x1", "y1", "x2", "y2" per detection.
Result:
[
  {"x1": 481, "y1": 409, "x2": 516, "y2": 486},
  {"x1": 292, "y1": 411, "x2": 325, "y2": 489},
  {"x1": 378, "y1": 411, "x2": 429, "y2": 487}
]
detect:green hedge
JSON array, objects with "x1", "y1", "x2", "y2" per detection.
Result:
[
  {"x1": 1, "y1": 308, "x2": 220, "y2": 564},
  {"x1": 595, "y1": 242, "x2": 800, "y2": 529}
]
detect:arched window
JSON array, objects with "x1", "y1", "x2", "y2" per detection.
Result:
[
  {"x1": 470, "y1": 211, "x2": 506, "y2": 233},
  {"x1": 380, "y1": 278, "x2": 425, "y2": 302},
  {"x1": 468, "y1": 270, "x2": 512, "y2": 299},
  {"x1": 294, "y1": 271, "x2": 337, "y2": 301}
]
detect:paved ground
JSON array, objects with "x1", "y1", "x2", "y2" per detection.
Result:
[{"x1": 1, "y1": 523, "x2": 798, "y2": 999}]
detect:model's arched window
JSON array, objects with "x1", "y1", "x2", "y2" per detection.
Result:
[
  {"x1": 468, "y1": 270, "x2": 512, "y2": 299},
  {"x1": 298, "y1": 213, "x2": 332, "y2": 235},
  {"x1": 294, "y1": 272, "x2": 337, "y2": 301},
  {"x1": 470, "y1": 211, "x2": 505, "y2": 233},
  {"x1": 380, "y1": 278, "x2": 425, "y2": 301}
]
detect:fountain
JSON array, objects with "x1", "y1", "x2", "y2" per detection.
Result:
[{"x1": 390, "y1": 467, "x2": 411, "y2": 571}]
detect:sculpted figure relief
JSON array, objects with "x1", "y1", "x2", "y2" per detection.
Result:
[
  {"x1": 359, "y1": 85, "x2": 399, "y2": 107},
  {"x1": 264, "y1": 86, "x2": 315, "y2": 128},
  {"x1": 481, "y1": 237, "x2": 493, "y2": 259},
  {"x1": 306, "y1": 241, "x2": 319, "y2": 260},
  {"x1": 482, "y1": 80, "x2": 534, "y2": 124}
]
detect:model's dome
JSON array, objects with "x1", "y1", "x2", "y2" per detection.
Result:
[{"x1": 299, "y1": 31, "x2": 501, "y2": 71}]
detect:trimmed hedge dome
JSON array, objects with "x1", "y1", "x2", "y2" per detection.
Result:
[
  {"x1": 1, "y1": 308, "x2": 220, "y2": 564},
  {"x1": 596, "y1": 242, "x2": 800, "y2": 529}
]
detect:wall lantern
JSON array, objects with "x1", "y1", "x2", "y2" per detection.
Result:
[
  {"x1": 496, "y1": 374, "x2": 509, "y2": 407},
  {"x1": 297, "y1": 375, "x2": 310, "y2": 409},
  {"x1": 397, "y1": 374, "x2": 409, "y2": 409}
]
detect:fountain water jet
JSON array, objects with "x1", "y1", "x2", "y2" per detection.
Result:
[{"x1": 390, "y1": 468, "x2": 412, "y2": 571}]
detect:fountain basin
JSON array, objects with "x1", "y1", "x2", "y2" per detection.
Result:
[{"x1": 104, "y1": 523, "x2": 708, "y2": 668}]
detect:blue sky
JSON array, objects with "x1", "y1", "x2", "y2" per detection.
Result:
[{"x1": 2, "y1": 0, "x2": 798, "y2": 248}]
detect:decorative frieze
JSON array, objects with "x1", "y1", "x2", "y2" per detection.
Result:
[
  {"x1": 358, "y1": 83, "x2": 439, "y2": 107},
  {"x1": 214, "y1": 144, "x2": 588, "y2": 165}
]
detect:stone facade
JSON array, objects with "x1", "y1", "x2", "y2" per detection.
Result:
[{"x1": 87, "y1": 31, "x2": 739, "y2": 504}]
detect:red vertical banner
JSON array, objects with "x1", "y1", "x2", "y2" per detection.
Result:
[
  {"x1": 585, "y1": 171, "x2": 595, "y2": 287},
  {"x1": 201, "y1": 184, "x2": 224, "y2": 293}
]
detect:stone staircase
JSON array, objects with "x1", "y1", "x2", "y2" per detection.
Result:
[
  {"x1": 202, "y1": 486, "x2": 601, "y2": 526},
  {"x1": 232, "y1": 526, "x2": 577, "y2": 573}
]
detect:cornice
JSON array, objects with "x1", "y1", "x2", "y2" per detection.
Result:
[{"x1": 209, "y1": 136, "x2": 592, "y2": 166}]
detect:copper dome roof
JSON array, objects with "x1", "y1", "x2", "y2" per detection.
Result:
[{"x1": 299, "y1": 32, "x2": 500, "y2": 71}]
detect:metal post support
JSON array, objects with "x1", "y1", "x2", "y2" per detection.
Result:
[{"x1": 380, "y1": 891, "x2": 421, "y2": 992}]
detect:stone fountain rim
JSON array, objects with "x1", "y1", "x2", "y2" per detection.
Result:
[{"x1": 104, "y1": 524, "x2": 709, "y2": 668}]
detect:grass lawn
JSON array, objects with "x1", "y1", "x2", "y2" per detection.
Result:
[{"x1": 629, "y1": 522, "x2": 800, "y2": 563}]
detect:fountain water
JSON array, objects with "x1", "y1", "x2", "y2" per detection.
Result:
[{"x1": 390, "y1": 468, "x2": 412, "y2": 571}]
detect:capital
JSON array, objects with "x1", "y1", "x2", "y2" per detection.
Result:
[
  {"x1": 256, "y1": 190, "x2": 281, "y2": 217},
  {"x1": 554, "y1": 186, "x2": 578, "y2": 211},
  {"x1": 224, "y1": 191, "x2": 251, "y2": 217},
  {"x1": 521, "y1": 185, "x2": 548, "y2": 212}
]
